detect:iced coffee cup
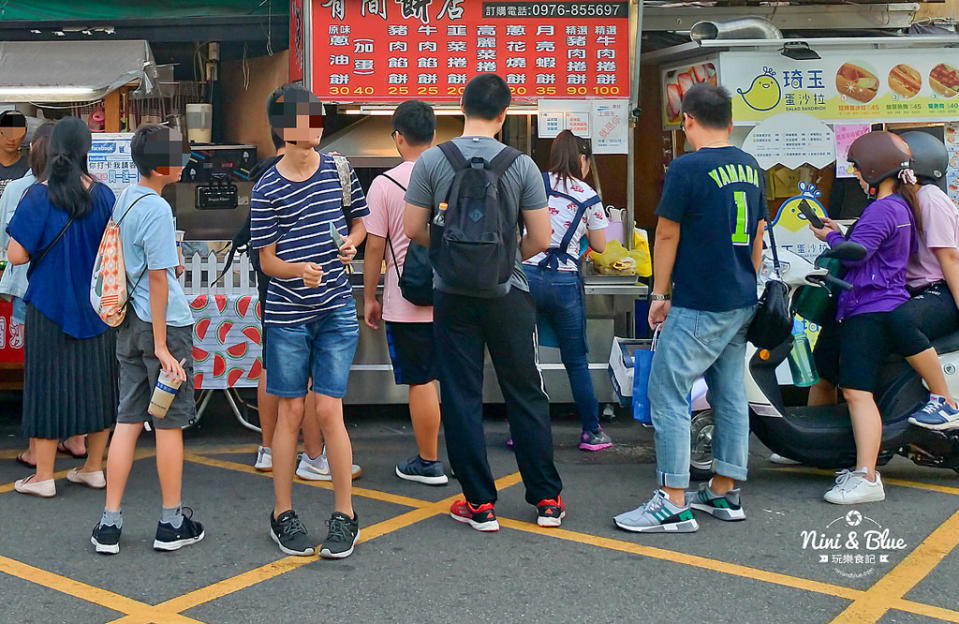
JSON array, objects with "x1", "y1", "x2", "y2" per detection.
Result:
[{"x1": 148, "y1": 368, "x2": 183, "y2": 419}]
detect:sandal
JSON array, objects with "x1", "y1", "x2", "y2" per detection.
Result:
[
  {"x1": 15, "y1": 453, "x2": 37, "y2": 469},
  {"x1": 57, "y1": 442, "x2": 87, "y2": 459}
]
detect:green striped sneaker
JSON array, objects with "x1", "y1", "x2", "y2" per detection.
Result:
[
  {"x1": 614, "y1": 490, "x2": 699, "y2": 533},
  {"x1": 685, "y1": 483, "x2": 746, "y2": 521}
]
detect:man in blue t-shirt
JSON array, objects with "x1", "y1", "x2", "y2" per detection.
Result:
[
  {"x1": 250, "y1": 84, "x2": 369, "y2": 559},
  {"x1": 615, "y1": 84, "x2": 766, "y2": 534}
]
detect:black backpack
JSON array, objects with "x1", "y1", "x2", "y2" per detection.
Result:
[
  {"x1": 432, "y1": 141, "x2": 522, "y2": 293},
  {"x1": 380, "y1": 173, "x2": 434, "y2": 306}
]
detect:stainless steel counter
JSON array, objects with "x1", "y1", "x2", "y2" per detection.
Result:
[{"x1": 343, "y1": 261, "x2": 647, "y2": 405}]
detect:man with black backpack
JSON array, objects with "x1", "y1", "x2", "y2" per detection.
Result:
[
  {"x1": 363, "y1": 101, "x2": 447, "y2": 486},
  {"x1": 405, "y1": 74, "x2": 565, "y2": 530}
]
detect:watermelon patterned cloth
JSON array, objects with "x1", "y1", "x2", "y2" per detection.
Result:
[{"x1": 190, "y1": 294, "x2": 262, "y2": 390}]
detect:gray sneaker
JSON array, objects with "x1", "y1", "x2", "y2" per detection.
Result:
[
  {"x1": 614, "y1": 489, "x2": 699, "y2": 533},
  {"x1": 395, "y1": 456, "x2": 449, "y2": 486},
  {"x1": 685, "y1": 483, "x2": 746, "y2": 521}
]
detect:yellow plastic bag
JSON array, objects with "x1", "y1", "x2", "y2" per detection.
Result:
[{"x1": 589, "y1": 240, "x2": 635, "y2": 274}]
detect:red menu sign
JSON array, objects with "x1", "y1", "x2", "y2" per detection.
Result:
[{"x1": 309, "y1": 0, "x2": 630, "y2": 102}]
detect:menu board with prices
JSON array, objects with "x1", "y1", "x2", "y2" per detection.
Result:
[
  {"x1": 310, "y1": 0, "x2": 630, "y2": 102},
  {"x1": 88, "y1": 133, "x2": 138, "y2": 197},
  {"x1": 719, "y1": 50, "x2": 959, "y2": 125}
]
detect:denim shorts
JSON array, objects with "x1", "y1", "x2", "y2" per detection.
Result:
[{"x1": 264, "y1": 300, "x2": 360, "y2": 398}]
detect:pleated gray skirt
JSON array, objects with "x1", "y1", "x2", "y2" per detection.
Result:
[{"x1": 22, "y1": 304, "x2": 118, "y2": 439}]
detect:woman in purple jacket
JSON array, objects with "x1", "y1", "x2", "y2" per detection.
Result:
[{"x1": 809, "y1": 131, "x2": 920, "y2": 506}]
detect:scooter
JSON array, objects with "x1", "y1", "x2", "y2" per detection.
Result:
[{"x1": 689, "y1": 241, "x2": 959, "y2": 480}]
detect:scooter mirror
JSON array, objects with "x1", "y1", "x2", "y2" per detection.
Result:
[{"x1": 819, "y1": 241, "x2": 866, "y2": 262}]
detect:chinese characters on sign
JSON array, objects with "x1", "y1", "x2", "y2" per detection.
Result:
[
  {"x1": 87, "y1": 133, "x2": 139, "y2": 197},
  {"x1": 742, "y1": 112, "x2": 835, "y2": 171},
  {"x1": 720, "y1": 51, "x2": 959, "y2": 124},
  {"x1": 311, "y1": 0, "x2": 630, "y2": 102}
]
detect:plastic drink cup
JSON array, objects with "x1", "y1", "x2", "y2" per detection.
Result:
[
  {"x1": 787, "y1": 319, "x2": 819, "y2": 387},
  {"x1": 148, "y1": 368, "x2": 183, "y2": 419}
]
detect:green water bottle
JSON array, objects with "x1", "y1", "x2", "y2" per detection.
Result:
[{"x1": 788, "y1": 318, "x2": 819, "y2": 387}]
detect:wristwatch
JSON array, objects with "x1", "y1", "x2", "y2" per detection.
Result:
[{"x1": 650, "y1": 293, "x2": 671, "y2": 301}]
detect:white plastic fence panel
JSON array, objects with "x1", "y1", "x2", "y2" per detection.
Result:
[{"x1": 179, "y1": 251, "x2": 258, "y2": 296}]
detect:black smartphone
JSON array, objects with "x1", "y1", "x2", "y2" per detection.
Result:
[{"x1": 798, "y1": 198, "x2": 825, "y2": 229}]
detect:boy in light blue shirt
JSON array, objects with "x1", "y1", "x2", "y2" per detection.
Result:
[{"x1": 92, "y1": 125, "x2": 204, "y2": 555}]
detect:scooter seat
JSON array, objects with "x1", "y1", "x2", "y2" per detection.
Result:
[{"x1": 933, "y1": 330, "x2": 959, "y2": 355}]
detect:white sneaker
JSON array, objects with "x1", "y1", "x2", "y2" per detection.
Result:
[
  {"x1": 254, "y1": 446, "x2": 273, "y2": 472},
  {"x1": 14, "y1": 474, "x2": 56, "y2": 498},
  {"x1": 295, "y1": 451, "x2": 362, "y2": 481},
  {"x1": 824, "y1": 468, "x2": 885, "y2": 504},
  {"x1": 67, "y1": 468, "x2": 106, "y2": 489},
  {"x1": 769, "y1": 453, "x2": 801, "y2": 465}
]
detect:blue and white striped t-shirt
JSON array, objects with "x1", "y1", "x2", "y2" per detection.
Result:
[{"x1": 250, "y1": 154, "x2": 369, "y2": 326}]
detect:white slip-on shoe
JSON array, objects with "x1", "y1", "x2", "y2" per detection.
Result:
[
  {"x1": 14, "y1": 474, "x2": 56, "y2": 498},
  {"x1": 67, "y1": 468, "x2": 106, "y2": 489}
]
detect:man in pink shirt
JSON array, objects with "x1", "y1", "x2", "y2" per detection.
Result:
[{"x1": 363, "y1": 101, "x2": 448, "y2": 484}]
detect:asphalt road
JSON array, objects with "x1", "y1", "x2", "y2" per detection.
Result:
[{"x1": 1, "y1": 394, "x2": 957, "y2": 624}]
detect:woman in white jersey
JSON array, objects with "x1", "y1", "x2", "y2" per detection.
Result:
[{"x1": 522, "y1": 131, "x2": 613, "y2": 451}]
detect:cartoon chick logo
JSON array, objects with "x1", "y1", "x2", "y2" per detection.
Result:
[
  {"x1": 738, "y1": 67, "x2": 782, "y2": 112},
  {"x1": 772, "y1": 182, "x2": 827, "y2": 233}
]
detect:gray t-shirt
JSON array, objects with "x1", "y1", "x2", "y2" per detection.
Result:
[{"x1": 405, "y1": 136, "x2": 547, "y2": 297}]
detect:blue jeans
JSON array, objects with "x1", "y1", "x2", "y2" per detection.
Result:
[
  {"x1": 523, "y1": 265, "x2": 599, "y2": 432},
  {"x1": 264, "y1": 300, "x2": 360, "y2": 398},
  {"x1": 649, "y1": 305, "x2": 756, "y2": 489}
]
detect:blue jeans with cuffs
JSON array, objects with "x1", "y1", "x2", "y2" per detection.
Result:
[{"x1": 649, "y1": 304, "x2": 755, "y2": 489}]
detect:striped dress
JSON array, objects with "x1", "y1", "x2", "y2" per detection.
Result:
[{"x1": 249, "y1": 154, "x2": 369, "y2": 327}]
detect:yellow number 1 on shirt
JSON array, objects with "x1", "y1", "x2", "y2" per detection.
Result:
[{"x1": 732, "y1": 191, "x2": 749, "y2": 246}]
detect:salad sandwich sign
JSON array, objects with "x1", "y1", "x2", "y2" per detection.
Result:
[{"x1": 720, "y1": 50, "x2": 959, "y2": 124}]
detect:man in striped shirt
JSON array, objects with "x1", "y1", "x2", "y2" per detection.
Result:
[{"x1": 250, "y1": 85, "x2": 368, "y2": 559}]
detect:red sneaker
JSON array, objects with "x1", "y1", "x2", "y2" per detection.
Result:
[
  {"x1": 450, "y1": 499, "x2": 499, "y2": 532},
  {"x1": 536, "y1": 496, "x2": 566, "y2": 527}
]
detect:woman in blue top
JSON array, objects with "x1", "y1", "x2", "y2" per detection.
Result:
[
  {"x1": 6, "y1": 117, "x2": 118, "y2": 498},
  {"x1": 522, "y1": 131, "x2": 613, "y2": 451}
]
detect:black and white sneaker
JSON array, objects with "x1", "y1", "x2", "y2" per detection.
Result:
[
  {"x1": 270, "y1": 510, "x2": 315, "y2": 556},
  {"x1": 153, "y1": 507, "x2": 205, "y2": 551},
  {"x1": 319, "y1": 512, "x2": 359, "y2": 559},
  {"x1": 91, "y1": 523, "x2": 121, "y2": 555}
]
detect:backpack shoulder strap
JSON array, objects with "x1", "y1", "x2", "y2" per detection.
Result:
[
  {"x1": 437, "y1": 141, "x2": 468, "y2": 171},
  {"x1": 331, "y1": 154, "x2": 353, "y2": 209},
  {"x1": 488, "y1": 146, "x2": 522, "y2": 176},
  {"x1": 116, "y1": 193, "x2": 150, "y2": 227},
  {"x1": 380, "y1": 173, "x2": 407, "y2": 192}
]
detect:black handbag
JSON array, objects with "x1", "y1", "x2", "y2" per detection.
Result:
[{"x1": 747, "y1": 222, "x2": 793, "y2": 349}]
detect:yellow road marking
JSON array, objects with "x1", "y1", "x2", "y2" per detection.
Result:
[
  {"x1": 0, "y1": 555, "x2": 204, "y2": 623},
  {"x1": 3, "y1": 459, "x2": 955, "y2": 624},
  {"x1": 892, "y1": 600, "x2": 959, "y2": 623},
  {"x1": 183, "y1": 452, "x2": 431, "y2": 509},
  {"x1": 770, "y1": 466, "x2": 959, "y2": 497},
  {"x1": 496, "y1": 518, "x2": 864, "y2": 600},
  {"x1": 830, "y1": 509, "x2": 959, "y2": 623},
  {"x1": 106, "y1": 472, "x2": 525, "y2": 622},
  {"x1": 185, "y1": 444, "x2": 261, "y2": 456}
]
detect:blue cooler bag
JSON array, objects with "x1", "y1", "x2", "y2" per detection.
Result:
[{"x1": 632, "y1": 327, "x2": 660, "y2": 425}]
